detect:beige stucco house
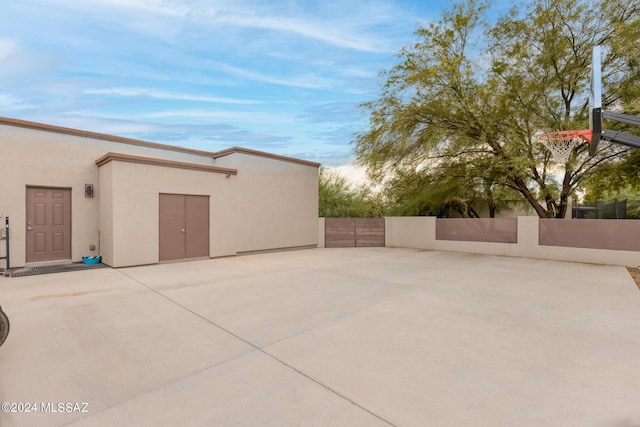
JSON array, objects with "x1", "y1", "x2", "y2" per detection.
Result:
[{"x1": 0, "y1": 117, "x2": 320, "y2": 268}]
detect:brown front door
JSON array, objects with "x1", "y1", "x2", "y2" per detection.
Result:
[
  {"x1": 159, "y1": 194, "x2": 209, "y2": 261},
  {"x1": 26, "y1": 187, "x2": 72, "y2": 263}
]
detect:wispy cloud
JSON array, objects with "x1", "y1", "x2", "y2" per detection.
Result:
[
  {"x1": 204, "y1": 129, "x2": 292, "y2": 145},
  {"x1": 36, "y1": 113, "x2": 296, "y2": 152},
  {"x1": 0, "y1": 93, "x2": 33, "y2": 111},
  {"x1": 26, "y1": 112, "x2": 287, "y2": 143},
  {"x1": 209, "y1": 62, "x2": 337, "y2": 90},
  {"x1": 25, "y1": 114, "x2": 164, "y2": 135},
  {"x1": 211, "y1": 12, "x2": 391, "y2": 53},
  {"x1": 0, "y1": 38, "x2": 20, "y2": 61},
  {"x1": 84, "y1": 87, "x2": 262, "y2": 105},
  {"x1": 1, "y1": 0, "x2": 430, "y2": 165},
  {"x1": 46, "y1": 0, "x2": 189, "y2": 17},
  {"x1": 36, "y1": 0, "x2": 406, "y2": 53},
  {"x1": 343, "y1": 66, "x2": 377, "y2": 78},
  {"x1": 144, "y1": 109, "x2": 291, "y2": 124},
  {"x1": 298, "y1": 102, "x2": 364, "y2": 124}
]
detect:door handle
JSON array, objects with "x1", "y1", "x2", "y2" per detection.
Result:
[
  {"x1": 27, "y1": 227, "x2": 32, "y2": 230},
  {"x1": 181, "y1": 229, "x2": 185, "y2": 233}
]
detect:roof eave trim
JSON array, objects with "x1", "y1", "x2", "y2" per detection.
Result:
[
  {"x1": 95, "y1": 152, "x2": 238, "y2": 175},
  {"x1": 213, "y1": 146, "x2": 321, "y2": 168}
]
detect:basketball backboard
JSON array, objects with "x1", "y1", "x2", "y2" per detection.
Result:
[
  {"x1": 590, "y1": 45, "x2": 640, "y2": 152},
  {"x1": 589, "y1": 45, "x2": 602, "y2": 156},
  {"x1": 540, "y1": 45, "x2": 640, "y2": 159}
]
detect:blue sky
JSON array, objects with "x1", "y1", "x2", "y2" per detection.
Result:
[{"x1": 1, "y1": 0, "x2": 457, "y2": 166}]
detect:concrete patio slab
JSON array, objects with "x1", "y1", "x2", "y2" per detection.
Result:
[
  {"x1": 0, "y1": 268, "x2": 253, "y2": 426},
  {"x1": 0, "y1": 248, "x2": 638, "y2": 426},
  {"x1": 71, "y1": 350, "x2": 388, "y2": 427},
  {"x1": 266, "y1": 258, "x2": 640, "y2": 426}
]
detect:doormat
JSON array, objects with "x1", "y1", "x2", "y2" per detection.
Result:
[{"x1": 9, "y1": 263, "x2": 109, "y2": 278}]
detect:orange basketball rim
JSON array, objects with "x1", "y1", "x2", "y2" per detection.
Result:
[
  {"x1": 538, "y1": 129, "x2": 593, "y2": 164},
  {"x1": 539, "y1": 129, "x2": 593, "y2": 144}
]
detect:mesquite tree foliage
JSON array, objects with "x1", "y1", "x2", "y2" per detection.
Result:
[{"x1": 355, "y1": 0, "x2": 639, "y2": 217}]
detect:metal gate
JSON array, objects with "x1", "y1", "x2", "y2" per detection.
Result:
[{"x1": 325, "y1": 218, "x2": 385, "y2": 248}]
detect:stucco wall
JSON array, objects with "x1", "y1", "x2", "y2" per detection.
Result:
[
  {"x1": 0, "y1": 124, "x2": 217, "y2": 267},
  {"x1": 214, "y1": 152, "x2": 319, "y2": 252},
  {"x1": 98, "y1": 162, "x2": 114, "y2": 266},
  {"x1": 1, "y1": 123, "x2": 322, "y2": 268},
  {"x1": 101, "y1": 160, "x2": 237, "y2": 267}
]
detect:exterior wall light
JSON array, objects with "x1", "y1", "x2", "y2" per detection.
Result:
[{"x1": 85, "y1": 184, "x2": 94, "y2": 198}]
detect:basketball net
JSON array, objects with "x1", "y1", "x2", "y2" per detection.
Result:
[{"x1": 538, "y1": 130, "x2": 591, "y2": 164}]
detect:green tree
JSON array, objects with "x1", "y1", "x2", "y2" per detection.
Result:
[
  {"x1": 582, "y1": 150, "x2": 640, "y2": 199},
  {"x1": 355, "y1": 0, "x2": 640, "y2": 218},
  {"x1": 318, "y1": 167, "x2": 384, "y2": 217},
  {"x1": 383, "y1": 161, "x2": 522, "y2": 217},
  {"x1": 580, "y1": 147, "x2": 640, "y2": 218}
]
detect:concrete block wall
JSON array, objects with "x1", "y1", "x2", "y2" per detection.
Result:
[{"x1": 385, "y1": 216, "x2": 640, "y2": 267}]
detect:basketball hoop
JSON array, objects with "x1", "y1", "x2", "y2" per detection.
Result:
[{"x1": 539, "y1": 129, "x2": 592, "y2": 163}]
